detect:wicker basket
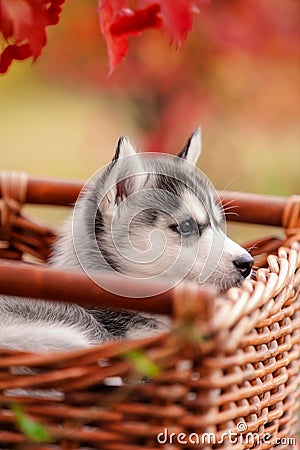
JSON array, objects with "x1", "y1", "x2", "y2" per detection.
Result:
[{"x1": 0, "y1": 172, "x2": 299, "y2": 450}]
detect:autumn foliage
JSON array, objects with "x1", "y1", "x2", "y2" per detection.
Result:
[
  {"x1": 0, "y1": 0, "x2": 65, "y2": 73},
  {"x1": 0, "y1": 0, "x2": 203, "y2": 74},
  {"x1": 99, "y1": 0, "x2": 205, "y2": 73},
  {"x1": 1, "y1": 0, "x2": 299, "y2": 166}
]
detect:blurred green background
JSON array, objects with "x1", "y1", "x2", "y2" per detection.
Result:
[{"x1": 0, "y1": 0, "x2": 299, "y2": 241}]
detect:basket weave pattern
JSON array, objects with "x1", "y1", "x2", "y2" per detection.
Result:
[{"x1": 0, "y1": 172, "x2": 299, "y2": 450}]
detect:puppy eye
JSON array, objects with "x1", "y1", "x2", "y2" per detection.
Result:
[
  {"x1": 170, "y1": 218, "x2": 198, "y2": 236},
  {"x1": 179, "y1": 219, "x2": 195, "y2": 235}
]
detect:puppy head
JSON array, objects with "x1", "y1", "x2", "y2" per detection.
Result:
[{"x1": 79, "y1": 129, "x2": 253, "y2": 292}]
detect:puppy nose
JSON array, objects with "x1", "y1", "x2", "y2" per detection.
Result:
[{"x1": 233, "y1": 254, "x2": 254, "y2": 278}]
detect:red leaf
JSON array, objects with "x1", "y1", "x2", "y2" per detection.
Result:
[
  {"x1": 110, "y1": 4, "x2": 162, "y2": 37},
  {"x1": 0, "y1": 43, "x2": 31, "y2": 73},
  {"x1": 99, "y1": 0, "x2": 203, "y2": 73},
  {"x1": 0, "y1": 0, "x2": 65, "y2": 73},
  {"x1": 47, "y1": 0, "x2": 65, "y2": 25},
  {"x1": 0, "y1": 0, "x2": 33, "y2": 41},
  {"x1": 99, "y1": 1, "x2": 162, "y2": 74},
  {"x1": 158, "y1": 0, "x2": 194, "y2": 44},
  {"x1": 98, "y1": 0, "x2": 129, "y2": 75},
  {"x1": 140, "y1": 0, "x2": 202, "y2": 44}
]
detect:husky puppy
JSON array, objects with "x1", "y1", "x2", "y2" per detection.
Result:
[{"x1": 0, "y1": 130, "x2": 253, "y2": 351}]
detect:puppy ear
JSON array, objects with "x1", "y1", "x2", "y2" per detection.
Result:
[
  {"x1": 102, "y1": 136, "x2": 147, "y2": 217},
  {"x1": 177, "y1": 127, "x2": 202, "y2": 165},
  {"x1": 112, "y1": 136, "x2": 136, "y2": 161}
]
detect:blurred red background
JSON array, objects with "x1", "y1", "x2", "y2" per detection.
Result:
[{"x1": 39, "y1": 1, "x2": 300, "y2": 148}]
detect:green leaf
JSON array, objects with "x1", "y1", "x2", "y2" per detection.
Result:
[
  {"x1": 123, "y1": 350, "x2": 160, "y2": 378},
  {"x1": 12, "y1": 403, "x2": 52, "y2": 443}
]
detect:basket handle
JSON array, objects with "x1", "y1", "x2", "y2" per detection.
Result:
[
  {"x1": 0, "y1": 261, "x2": 215, "y2": 320},
  {"x1": 0, "y1": 176, "x2": 290, "y2": 227}
]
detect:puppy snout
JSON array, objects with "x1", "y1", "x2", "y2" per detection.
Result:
[{"x1": 233, "y1": 254, "x2": 253, "y2": 278}]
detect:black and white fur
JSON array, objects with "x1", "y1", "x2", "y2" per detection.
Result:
[{"x1": 0, "y1": 130, "x2": 253, "y2": 352}]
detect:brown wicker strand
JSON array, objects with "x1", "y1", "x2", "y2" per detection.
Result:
[
  {"x1": 282, "y1": 195, "x2": 300, "y2": 243},
  {"x1": 0, "y1": 171, "x2": 56, "y2": 262}
]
